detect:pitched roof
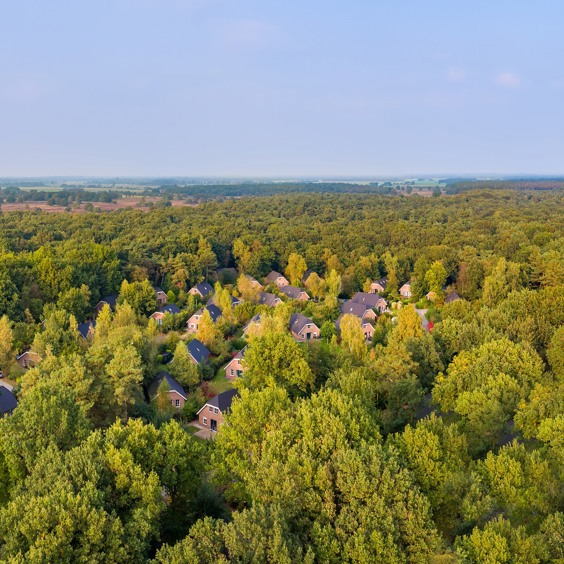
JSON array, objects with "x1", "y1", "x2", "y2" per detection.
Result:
[
  {"x1": 187, "y1": 338, "x2": 210, "y2": 364},
  {"x1": 372, "y1": 277, "x2": 388, "y2": 289},
  {"x1": 193, "y1": 304, "x2": 222, "y2": 323},
  {"x1": 204, "y1": 388, "x2": 239, "y2": 412},
  {"x1": 339, "y1": 301, "x2": 372, "y2": 318},
  {"x1": 153, "y1": 286, "x2": 166, "y2": 294},
  {"x1": 336, "y1": 313, "x2": 374, "y2": 331},
  {"x1": 158, "y1": 304, "x2": 181, "y2": 315},
  {"x1": 301, "y1": 270, "x2": 317, "y2": 284},
  {"x1": 445, "y1": 290, "x2": 461, "y2": 304},
  {"x1": 258, "y1": 292, "x2": 280, "y2": 307},
  {"x1": 77, "y1": 320, "x2": 96, "y2": 339},
  {"x1": 290, "y1": 313, "x2": 316, "y2": 334},
  {"x1": 265, "y1": 271, "x2": 286, "y2": 284},
  {"x1": 148, "y1": 371, "x2": 187, "y2": 400},
  {"x1": 98, "y1": 295, "x2": 118, "y2": 309},
  {"x1": 227, "y1": 347, "x2": 247, "y2": 365},
  {"x1": 0, "y1": 386, "x2": 18, "y2": 414},
  {"x1": 279, "y1": 285, "x2": 309, "y2": 299},
  {"x1": 350, "y1": 292, "x2": 385, "y2": 308},
  {"x1": 207, "y1": 294, "x2": 241, "y2": 308},
  {"x1": 192, "y1": 282, "x2": 213, "y2": 297},
  {"x1": 16, "y1": 350, "x2": 41, "y2": 361},
  {"x1": 243, "y1": 313, "x2": 261, "y2": 332}
]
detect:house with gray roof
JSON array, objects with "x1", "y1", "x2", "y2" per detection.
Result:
[
  {"x1": 242, "y1": 313, "x2": 262, "y2": 336},
  {"x1": 197, "y1": 388, "x2": 238, "y2": 432},
  {"x1": 350, "y1": 292, "x2": 387, "y2": 312},
  {"x1": 95, "y1": 294, "x2": 118, "y2": 316},
  {"x1": 0, "y1": 386, "x2": 18, "y2": 416},
  {"x1": 264, "y1": 271, "x2": 289, "y2": 288},
  {"x1": 399, "y1": 281, "x2": 413, "y2": 298},
  {"x1": 187, "y1": 304, "x2": 222, "y2": 333},
  {"x1": 187, "y1": 338, "x2": 210, "y2": 365},
  {"x1": 153, "y1": 286, "x2": 168, "y2": 306},
  {"x1": 289, "y1": 313, "x2": 320, "y2": 341},
  {"x1": 445, "y1": 290, "x2": 461, "y2": 304},
  {"x1": 370, "y1": 277, "x2": 388, "y2": 294},
  {"x1": 224, "y1": 347, "x2": 247, "y2": 380},
  {"x1": 257, "y1": 292, "x2": 283, "y2": 307},
  {"x1": 150, "y1": 304, "x2": 181, "y2": 325},
  {"x1": 279, "y1": 285, "x2": 310, "y2": 301},
  {"x1": 339, "y1": 301, "x2": 377, "y2": 321},
  {"x1": 148, "y1": 371, "x2": 187, "y2": 409},
  {"x1": 77, "y1": 320, "x2": 96, "y2": 339},
  {"x1": 188, "y1": 282, "x2": 214, "y2": 299},
  {"x1": 335, "y1": 314, "x2": 375, "y2": 341}
]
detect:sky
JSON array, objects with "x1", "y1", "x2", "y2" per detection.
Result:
[{"x1": 1, "y1": 0, "x2": 563, "y2": 177}]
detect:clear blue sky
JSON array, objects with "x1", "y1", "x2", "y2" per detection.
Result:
[{"x1": 1, "y1": 1, "x2": 563, "y2": 177}]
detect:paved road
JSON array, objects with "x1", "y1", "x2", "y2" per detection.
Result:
[{"x1": 415, "y1": 308, "x2": 429, "y2": 331}]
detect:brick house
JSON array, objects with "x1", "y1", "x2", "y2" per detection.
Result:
[
  {"x1": 289, "y1": 313, "x2": 320, "y2": 341},
  {"x1": 445, "y1": 290, "x2": 461, "y2": 304},
  {"x1": 301, "y1": 270, "x2": 318, "y2": 286},
  {"x1": 243, "y1": 274, "x2": 263, "y2": 290},
  {"x1": 95, "y1": 294, "x2": 118, "y2": 316},
  {"x1": 197, "y1": 388, "x2": 238, "y2": 432},
  {"x1": 207, "y1": 294, "x2": 242, "y2": 309},
  {"x1": 399, "y1": 282, "x2": 413, "y2": 298},
  {"x1": 153, "y1": 286, "x2": 168, "y2": 306},
  {"x1": 257, "y1": 292, "x2": 283, "y2": 307},
  {"x1": 186, "y1": 304, "x2": 222, "y2": 333},
  {"x1": 77, "y1": 321, "x2": 96, "y2": 340},
  {"x1": 150, "y1": 304, "x2": 181, "y2": 326},
  {"x1": 264, "y1": 271, "x2": 289, "y2": 289},
  {"x1": 370, "y1": 277, "x2": 388, "y2": 294},
  {"x1": 339, "y1": 301, "x2": 377, "y2": 322},
  {"x1": 279, "y1": 285, "x2": 310, "y2": 301},
  {"x1": 242, "y1": 313, "x2": 262, "y2": 337},
  {"x1": 187, "y1": 338, "x2": 210, "y2": 365},
  {"x1": 350, "y1": 292, "x2": 387, "y2": 313},
  {"x1": 335, "y1": 314, "x2": 375, "y2": 341},
  {"x1": 148, "y1": 371, "x2": 187, "y2": 409},
  {"x1": 224, "y1": 347, "x2": 247, "y2": 380},
  {"x1": 188, "y1": 282, "x2": 214, "y2": 300},
  {"x1": 16, "y1": 350, "x2": 42, "y2": 370}
]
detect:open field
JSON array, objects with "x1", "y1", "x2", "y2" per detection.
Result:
[{"x1": 0, "y1": 197, "x2": 196, "y2": 213}]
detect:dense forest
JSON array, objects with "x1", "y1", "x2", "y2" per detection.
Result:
[{"x1": 0, "y1": 189, "x2": 562, "y2": 562}]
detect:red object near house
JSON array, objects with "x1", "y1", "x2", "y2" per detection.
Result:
[{"x1": 427, "y1": 321, "x2": 434, "y2": 332}]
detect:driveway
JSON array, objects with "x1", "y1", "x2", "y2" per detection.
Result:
[{"x1": 415, "y1": 308, "x2": 429, "y2": 331}]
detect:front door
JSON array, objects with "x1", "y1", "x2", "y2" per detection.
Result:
[
  {"x1": 210, "y1": 419, "x2": 218, "y2": 432},
  {"x1": 306, "y1": 333, "x2": 311, "y2": 340}
]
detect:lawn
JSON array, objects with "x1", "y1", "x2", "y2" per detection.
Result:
[{"x1": 210, "y1": 367, "x2": 236, "y2": 394}]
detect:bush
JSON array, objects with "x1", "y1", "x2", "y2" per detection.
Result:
[
  {"x1": 230, "y1": 338, "x2": 247, "y2": 352},
  {"x1": 182, "y1": 388, "x2": 206, "y2": 420}
]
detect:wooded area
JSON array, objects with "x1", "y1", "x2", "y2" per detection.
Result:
[{"x1": 0, "y1": 188, "x2": 562, "y2": 562}]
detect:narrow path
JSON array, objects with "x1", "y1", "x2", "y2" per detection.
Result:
[{"x1": 415, "y1": 308, "x2": 429, "y2": 331}]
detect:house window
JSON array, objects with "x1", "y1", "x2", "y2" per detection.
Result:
[
  {"x1": 208, "y1": 406, "x2": 213, "y2": 412},
  {"x1": 230, "y1": 369, "x2": 234, "y2": 376},
  {"x1": 175, "y1": 399, "x2": 180, "y2": 407},
  {"x1": 203, "y1": 417, "x2": 207, "y2": 425},
  {"x1": 170, "y1": 399, "x2": 174, "y2": 405},
  {"x1": 214, "y1": 408, "x2": 218, "y2": 414},
  {"x1": 237, "y1": 370, "x2": 243, "y2": 377}
]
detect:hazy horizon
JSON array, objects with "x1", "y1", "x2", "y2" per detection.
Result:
[{"x1": 2, "y1": 1, "x2": 563, "y2": 177}]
